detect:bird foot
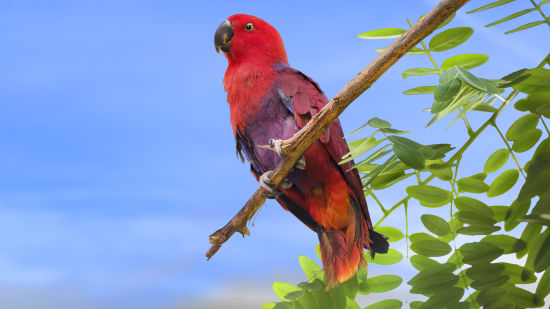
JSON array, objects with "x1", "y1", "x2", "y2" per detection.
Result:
[
  {"x1": 269, "y1": 139, "x2": 306, "y2": 170},
  {"x1": 269, "y1": 139, "x2": 283, "y2": 157},
  {"x1": 296, "y1": 156, "x2": 306, "y2": 170},
  {"x1": 260, "y1": 171, "x2": 294, "y2": 198},
  {"x1": 260, "y1": 171, "x2": 280, "y2": 199}
]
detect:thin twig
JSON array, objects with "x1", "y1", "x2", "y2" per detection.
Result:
[
  {"x1": 206, "y1": 0, "x2": 471, "y2": 259},
  {"x1": 492, "y1": 123, "x2": 527, "y2": 179}
]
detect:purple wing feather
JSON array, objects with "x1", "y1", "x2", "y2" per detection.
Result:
[{"x1": 278, "y1": 68, "x2": 373, "y2": 228}]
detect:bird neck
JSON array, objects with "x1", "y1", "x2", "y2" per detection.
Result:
[{"x1": 224, "y1": 60, "x2": 282, "y2": 133}]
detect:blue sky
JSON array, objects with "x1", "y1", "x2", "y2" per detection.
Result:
[{"x1": 0, "y1": 0, "x2": 549, "y2": 308}]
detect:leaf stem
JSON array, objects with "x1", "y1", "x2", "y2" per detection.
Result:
[
  {"x1": 407, "y1": 18, "x2": 474, "y2": 135},
  {"x1": 492, "y1": 123, "x2": 526, "y2": 178},
  {"x1": 530, "y1": 0, "x2": 550, "y2": 29},
  {"x1": 540, "y1": 116, "x2": 550, "y2": 136},
  {"x1": 461, "y1": 113, "x2": 475, "y2": 136},
  {"x1": 495, "y1": 94, "x2": 506, "y2": 102},
  {"x1": 415, "y1": 171, "x2": 422, "y2": 184},
  {"x1": 368, "y1": 188, "x2": 388, "y2": 214},
  {"x1": 448, "y1": 155, "x2": 477, "y2": 308},
  {"x1": 375, "y1": 89, "x2": 519, "y2": 227},
  {"x1": 404, "y1": 200, "x2": 409, "y2": 258}
]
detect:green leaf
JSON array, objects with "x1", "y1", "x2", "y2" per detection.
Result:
[
  {"x1": 354, "y1": 148, "x2": 392, "y2": 172},
  {"x1": 482, "y1": 235, "x2": 526, "y2": 253},
  {"x1": 491, "y1": 206, "x2": 508, "y2": 222},
  {"x1": 506, "y1": 114, "x2": 539, "y2": 141},
  {"x1": 467, "y1": 0, "x2": 516, "y2": 13},
  {"x1": 429, "y1": 27, "x2": 473, "y2": 52},
  {"x1": 466, "y1": 263, "x2": 505, "y2": 280},
  {"x1": 526, "y1": 230, "x2": 549, "y2": 269},
  {"x1": 341, "y1": 137, "x2": 383, "y2": 164},
  {"x1": 373, "y1": 226, "x2": 404, "y2": 243},
  {"x1": 487, "y1": 169, "x2": 519, "y2": 197},
  {"x1": 536, "y1": 270, "x2": 550, "y2": 299},
  {"x1": 341, "y1": 276, "x2": 358, "y2": 299},
  {"x1": 345, "y1": 297, "x2": 362, "y2": 309},
  {"x1": 363, "y1": 155, "x2": 397, "y2": 186},
  {"x1": 426, "y1": 144, "x2": 453, "y2": 159},
  {"x1": 484, "y1": 299, "x2": 515, "y2": 309},
  {"x1": 374, "y1": 47, "x2": 427, "y2": 55},
  {"x1": 421, "y1": 214, "x2": 450, "y2": 236},
  {"x1": 512, "y1": 68, "x2": 550, "y2": 94},
  {"x1": 457, "y1": 173, "x2": 489, "y2": 193},
  {"x1": 358, "y1": 28, "x2": 406, "y2": 39},
  {"x1": 500, "y1": 263, "x2": 537, "y2": 284},
  {"x1": 517, "y1": 223, "x2": 542, "y2": 259},
  {"x1": 455, "y1": 196, "x2": 494, "y2": 218},
  {"x1": 409, "y1": 232, "x2": 434, "y2": 243},
  {"x1": 422, "y1": 288, "x2": 464, "y2": 308},
  {"x1": 520, "y1": 213, "x2": 550, "y2": 225},
  {"x1": 409, "y1": 271, "x2": 459, "y2": 294},
  {"x1": 505, "y1": 21, "x2": 546, "y2": 34},
  {"x1": 297, "y1": 280, "x2": 322, "y2": 291},
  {"x1": 403, "y1": 86, "x2": 437, "y2": 95},
  {"x1": 298, "y1": 256, "x2": 323, "y2": 281},
  {"x1": 470, "y1": 274, "x2": 509, "y2": 290},
  {"x1": 388, "y1": 136, "x2": 435, "y2": 170},
  {"x1": 505, "y1": 199, "x2": 530, "y2": 231},
  {"x1": 407, "y1": 185, "x2": 452, "y2": 207},
  {"x1": 367, "y1": 117, "x2": 392, "y2": 129},
  {"x1": 367, "y1": 248, "x2": 403, "y2": 265},
  {"x1": 505, "y1": 284, "x2": 545, "y2": 308},
  {"x1": 364, "y1": 299, "x2": 402, "y2": 309},
  {"x1": 402, "y1": 68, "x2": 439, "y2": 79},
  {"x1": 533, "y1": 231, "x2": 550, "y2": 272},
  {"x1": 500, "y1": 68, "x2": 530, "y2": 88},
  {"x1": 261, "y1": 303, "x2": 277, "y2": 309},
  {"x1": 410, "y1": 255, "x2": 439, "y2": 271},
  {"x1": 457, "y1": 209, "x2": 496, "y2": 226},
  {"x1": 273, "y1": 282, "x2": 302, "y2": 301},
  {"x1": 441, "y1": 54, "x2": 489, "y2": 70},
  {"x1": 433, "y1": 78, "x2": 462, "y2": 113},
  {"x1": 512, "y1": 128, "x2": 542, "y2": 152},
  {"x1": 474, "y1": 104, "x2": 498, "y2": 113},
  {"x1": 455, "y1": 66, "x2": 488, "y2": 92},
  {"x1": 359, "y1": 275, "x2": 402, "y2": 293},
  {"x1": 486, "y1": 8, "x2": 536, "y2": 27},
  {"x1": 484, "y1": 148, "x2": 509, "y2": 173},
  {"x1": 537, "y1": 102, "x2": 550, "y2": 118},
  {"x1": 460, "y1": 242, "x2": 503, "y2": 265},
  {"x1": 410, "y1": 239, "x2": 452, "y2": 257},
  {"x1": 371, "y1": 171, "x2": 411, "y2": 190},
  {"x1": 408, "y1": 263, "x2": 454, "y2": 285},
  {"x1": 518, "y1": 139, "x2": 550, "y2": 201},
  {"x1": 477, "y1": 287, "x2": 509, "y2": 306},
  {"x1": 426, "y1": 160, "x2": 453, "y2": 181},
  {"x1": 457, "y1": 224, "x2": 500, "y2": 235}
]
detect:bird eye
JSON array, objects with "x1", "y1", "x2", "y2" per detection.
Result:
[{"x1": 245, "y1": 23, "x2": 254, "y2": 31}]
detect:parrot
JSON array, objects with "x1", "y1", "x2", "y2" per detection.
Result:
[{"x1": 214, "y1": 14, "x2": 388, "y2": 287}]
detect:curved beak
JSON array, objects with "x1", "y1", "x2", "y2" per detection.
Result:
[{"x1": 214, "y1": 20, "x2": 233, "y2": 54}]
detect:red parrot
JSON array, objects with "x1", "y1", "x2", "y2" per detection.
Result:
[{"x1": 214, "y1": 14, "x2": 388, "y2": 287}]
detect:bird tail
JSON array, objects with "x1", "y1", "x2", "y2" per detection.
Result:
[{"x1": 318, "y1": 199, "x2": 389, "y2": 289}]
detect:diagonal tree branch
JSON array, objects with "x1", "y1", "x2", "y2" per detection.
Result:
[{"x1": 206, "y1": 0, "x2": 470, "y2": 260}]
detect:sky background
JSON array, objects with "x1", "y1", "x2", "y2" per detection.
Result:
[{"x1": 1, "y1": 0, "x2": 549, "y2": 308}]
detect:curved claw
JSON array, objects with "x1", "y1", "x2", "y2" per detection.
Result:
[
  {"x1": 269, "y1": 139, "x2": 283, "y2": 158},
  {"x1": 260, "y1": 171, "x2": 280, "y2": 199},
  {"x1": 296, "y1": 156, "x2": 306, "y2": 170}
]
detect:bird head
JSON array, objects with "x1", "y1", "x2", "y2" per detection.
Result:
[{"x1": 214, "y1": 14, "x2": 288, "y2": 65}]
